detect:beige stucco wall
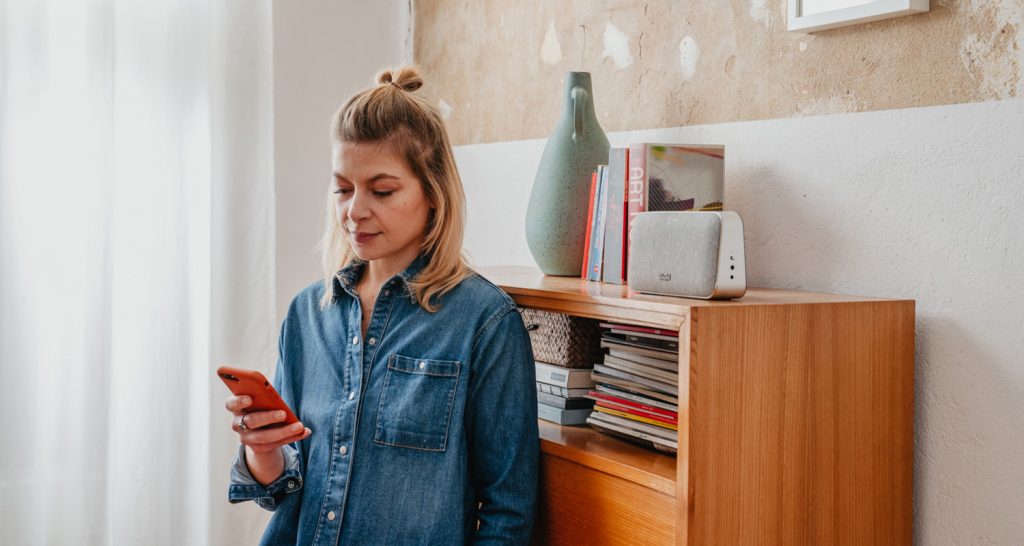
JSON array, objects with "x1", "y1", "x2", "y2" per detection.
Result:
[{"x1": 413, "y1": 0, "x2": 1023, "y2": 145}]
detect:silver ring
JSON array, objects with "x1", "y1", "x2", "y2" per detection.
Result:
[{"x1": 238, "y1": 414, "x2": 249, "y2": 432}]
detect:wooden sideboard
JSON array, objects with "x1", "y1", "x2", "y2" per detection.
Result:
[{"x1": 479, "y1": 266, "x2": 915, "y2": 546}]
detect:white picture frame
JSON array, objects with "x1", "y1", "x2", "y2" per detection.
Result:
[{"x1": 788, "y1": 0, "x2": 928, "y2": 33}]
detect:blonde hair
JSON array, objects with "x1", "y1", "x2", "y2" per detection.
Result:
[{"x1": 319, "y1": 66, "x2": 471, "y2": 311}]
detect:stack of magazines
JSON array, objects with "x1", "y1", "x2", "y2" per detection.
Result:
[
  {"x1": 535, "y1": 361, "x2": 595, "y2": 425},
  {"x1": 586, "y1": 322, "x2": 679, "y2": 454}
]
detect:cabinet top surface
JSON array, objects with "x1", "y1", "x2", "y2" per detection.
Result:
[{"x1": 477, "y1": 266, "x2": 910, "y2": 314}]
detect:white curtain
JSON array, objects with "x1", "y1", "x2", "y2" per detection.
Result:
[{"x1": 0, "y1": 1, "x2": 276, "y2": 544}]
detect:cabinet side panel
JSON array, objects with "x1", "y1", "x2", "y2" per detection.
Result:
[{"x1": 685, "y1": 302, "x2": 914, "y2": 546}]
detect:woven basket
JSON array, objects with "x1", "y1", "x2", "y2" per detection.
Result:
[{"x1": 518, "y1": 307, "x2": 603, "y2": 368}]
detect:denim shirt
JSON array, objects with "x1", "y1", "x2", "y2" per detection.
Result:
[{"x1": 228, "y1": 256, "x2": 539, "y2": 545}]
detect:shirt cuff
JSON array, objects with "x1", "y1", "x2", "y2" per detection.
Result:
[{"x1": 228, "y1": 444, "x2": 302, "y2": 511}]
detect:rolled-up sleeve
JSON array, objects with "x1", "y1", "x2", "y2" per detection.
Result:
[
  {"x1": 467, "y1": 306, "x2": 540, "y2": 544},
  {"x1": 228, "y1": 443, "x2": 303, "y2": 511}
]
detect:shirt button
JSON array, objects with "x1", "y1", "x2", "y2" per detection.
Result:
[
  {"x1": 348, "y1": 391, "x2": 356, "y2": 401},
  {"x1": 368, "y1": 337, "x2": 377, "y2": 345},
  {"x1": 327, "y1": 511, "x2": 336, "y2": 521},
  {"x1": 339, "y1": 445, "x2": 348, "y2": 456},
  {"x1": 287, "y1": 481, "x2": 296, "y2": 489},
  {"x1": 351, "y1": 336, "x2": 358, "y2": 345},
  {"x1": 384, "y1": 290, "x2": 390, "y2": 296},
  {"x1": 419, "y1": 361, "x2": 426, "y2": 369}
]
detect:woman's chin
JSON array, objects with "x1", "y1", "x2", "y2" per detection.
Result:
[{"x1": 350, "y1": 248, "x2": 373, "y2": 261}]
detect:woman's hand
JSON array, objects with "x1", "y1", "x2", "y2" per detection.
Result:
[{"x1": 225, "y1": 395, "x2": 311, "y2": 485}]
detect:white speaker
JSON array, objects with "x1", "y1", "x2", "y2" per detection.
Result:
[{"x1": 627, "y1": 211, "x2": 746, "y2": 300}]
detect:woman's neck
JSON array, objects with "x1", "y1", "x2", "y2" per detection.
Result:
[{"x1": 361, "y1": 252, "x2": 418, "y2": 289}]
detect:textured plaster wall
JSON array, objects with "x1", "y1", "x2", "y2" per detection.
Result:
[
  {"x1": 414, "y1": 0, "x2": 1024, "y2": 145},
  {"x1": 454, "y1": 98, "x2": 1024, "y2": 545}
]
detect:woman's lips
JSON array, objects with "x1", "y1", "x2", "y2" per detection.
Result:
[{"x1": 351, "y1": 231, "x2": 380, "y2": 244}]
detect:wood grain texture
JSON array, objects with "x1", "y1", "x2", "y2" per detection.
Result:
[
  {"x1": 676, "y1": 313, "x2": 692, "y2": 546},
  {"x1": 538, "y1": 420, "x2": 676, "y2": 496},
  {"x1": 479, "y1": 266, "x2": 899, "y2": 316},
  {"x1": 534, "y1": 453, "x2": 677, "y2": 546},
  {"x1": 685, "y1": 301, "x2": 915, "y2": 546}
]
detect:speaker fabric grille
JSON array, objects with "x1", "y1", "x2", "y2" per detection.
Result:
[{"x1": 628, "y1": 212, "x2": 720, "y2": 297}]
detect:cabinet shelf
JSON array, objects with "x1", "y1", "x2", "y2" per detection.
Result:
[{"x1": 538, "y1": 419, "x2": 676, "y2": 496}]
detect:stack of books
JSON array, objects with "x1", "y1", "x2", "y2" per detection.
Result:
[
  {"x1": 582, "y1": 143, "x2": 725, "y2": 284},
  {"x1": 586, "y1": 322, "x2": 680, "y2": 453},
  {"x1": 535, "y1": 361, "x2": 595, "y2": 425}
]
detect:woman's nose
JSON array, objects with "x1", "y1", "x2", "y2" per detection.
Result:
[{"x1": 347, "y1": 188, "x2": 372, "y2": 221}]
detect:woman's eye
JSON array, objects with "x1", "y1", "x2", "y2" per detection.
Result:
[{"x1": 332, "y1": 188, "x2": 391, "y2": 197}]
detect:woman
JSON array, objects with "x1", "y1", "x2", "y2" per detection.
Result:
[{"x1": 225, "y1": 67, "x2": 539, "y2": 545}]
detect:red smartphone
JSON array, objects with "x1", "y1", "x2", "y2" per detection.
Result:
[{"x1": 217, "y1": 365, "x2": 300, "y2": 427}]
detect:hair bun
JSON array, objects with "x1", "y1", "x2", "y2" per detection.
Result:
[{"x1": 375, "y1": 66, "x2": 424, "y2": 93}]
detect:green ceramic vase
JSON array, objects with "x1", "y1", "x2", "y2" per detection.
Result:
[{"x1": 525, "y1": 72, "x2": 610, "y2": 276}]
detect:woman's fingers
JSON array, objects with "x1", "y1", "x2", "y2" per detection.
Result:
[
  {"x1": 224, "y1": 395, "x2": 310, "y2": 450},
  {"x1": 245, "y1": 426, "x2": 312, "y2": 454},
  {"x1": 237, "y1": 420, "x2": 305, "y2": 444},
  {"x1": 225, "y1": 395, "x2": 251, "y2": 414},
  {"x1": 240, "y1": 409, "x2": 289, "y2": 430}
]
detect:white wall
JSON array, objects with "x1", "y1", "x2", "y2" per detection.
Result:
[
  {"x1": 455, "y1": 98, "x2": 1024, "y2": 544},
  {"x1": 273, "y1": 0, "x2": 411, "y2": 321}
]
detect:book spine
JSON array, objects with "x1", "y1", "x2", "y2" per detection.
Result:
[
  {"x1": 596, "y1": 403, "x2": 677, "y2": 426},
  {"x1": 536, "y1": 382, "x2": 589, "y2": 398},
  {"x1": 594, "y1": 165, "x2": 608, "y2": 280},
  {"x1": 601, "y1": 148, "x2": 628, "y2": 284},
  {"x1": 580, "y1": 172, "x2": 597, "y2": 278},
  {"x1": 538, "y1": 403, "x2": 592, "y2": 426},
  {"x1": 593, "y1": 399, "x2": 678, "y2": 424},
  {"x1": 536, "y1": 362, "x2": 594, "y2": 389},
  {"x1": 593, "y1": 405, "x2": 677, "y2": 430},
  {"x1": 538, "y1": 392, "x2": 594, "y2": 409},
  {"x1": 600, "y1": 323, "x2": 679, "y2": 337},
  {"x1": 625, "y1": 144, "x2": 648, "y2": 281},
  {"x1": 587, "y1": 165, "x2": 609, "y2": 281},
  {"x1": 587, "y1": 390, "x2": 677, "y2": 418},
  {"x1": 599, "y1": 322, "x2": 678, "y2": 337}
]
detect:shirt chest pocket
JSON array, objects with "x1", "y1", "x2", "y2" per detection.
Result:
[{"x1": 373, "y1": 354, "x2": 461, "y2": 452}]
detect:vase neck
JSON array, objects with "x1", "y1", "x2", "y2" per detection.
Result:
[{"x1": 560, "y1": 72, "x2": 597, "y2": 121}]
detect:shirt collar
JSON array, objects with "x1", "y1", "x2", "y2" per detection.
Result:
[{"x1": 331, "y1": 253, "x2": 430, "y2": 303}]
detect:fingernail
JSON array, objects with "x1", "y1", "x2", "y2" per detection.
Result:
[
  {"x1": 305, "y1": 428, "x2": 312, "y2": 436},
  {"x1": 291, "y1": 423, "x2": 303, "y2": 432},
  {"x1": 241, "y1": 396, "x2": 251, "y2": 406},
  {"x1": 275, "y1": 411, "x2": 286, "y2": 420}
]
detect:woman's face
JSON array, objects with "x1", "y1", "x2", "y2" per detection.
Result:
[{"x1": 332, "y1": 141, "x2": 432, "y2": 275}]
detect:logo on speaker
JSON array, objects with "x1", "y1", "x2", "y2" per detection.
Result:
[{"x1": 659, "y1": 273, "x2": 672, "y2": 282}]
